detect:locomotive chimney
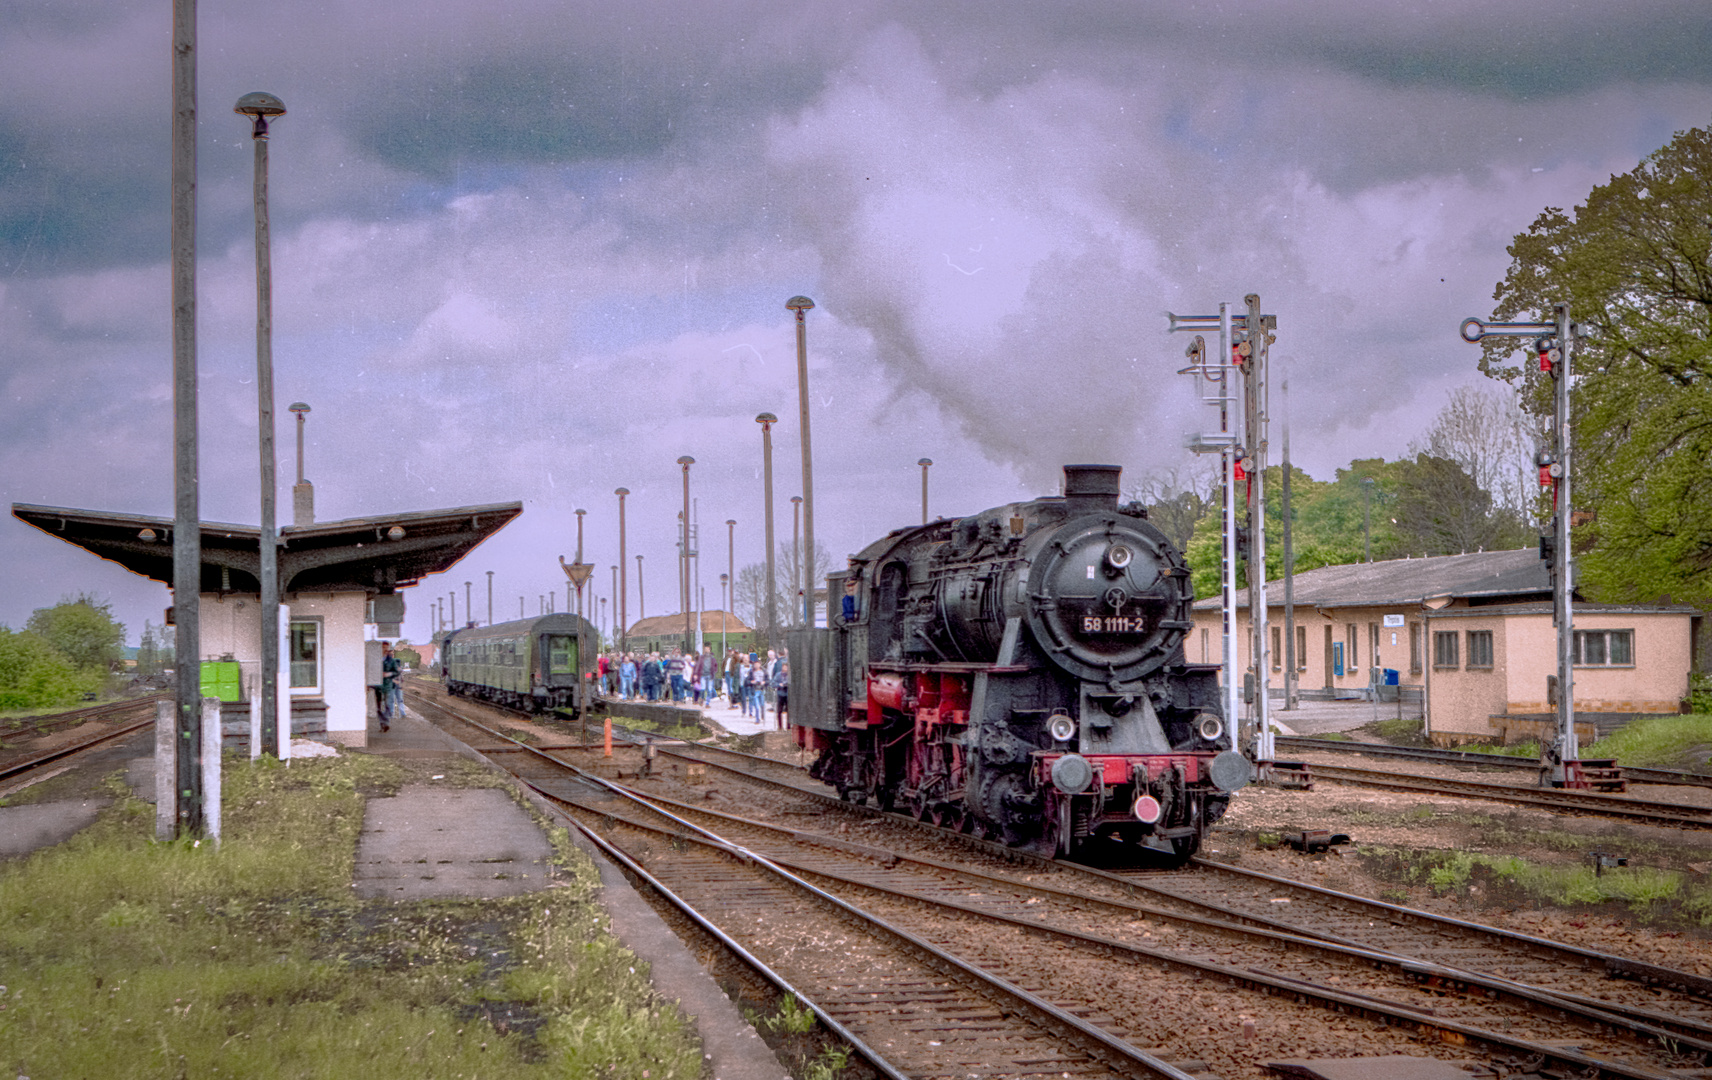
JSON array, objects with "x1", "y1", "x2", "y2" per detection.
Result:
[{"x1": 1062, "y1": 464, "x2": 1122, "y2": 514}]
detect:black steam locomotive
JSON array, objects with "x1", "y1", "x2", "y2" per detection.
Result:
[{"x1": 789, "y1": 465, "x2": 1251, "y2": 863}]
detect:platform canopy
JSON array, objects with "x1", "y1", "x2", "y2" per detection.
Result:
[{"x1": 12, "y1": 501, "x2": 522, "y2": 596}]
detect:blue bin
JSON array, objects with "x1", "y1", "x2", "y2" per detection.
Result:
[{"x1": 1382, "y1": 668, "x2": 1399, "y2": 686}]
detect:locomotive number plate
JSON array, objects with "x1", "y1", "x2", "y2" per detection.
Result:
[{"x1": 1082, "y1": 616, "x2": 1148, "y2": 633}]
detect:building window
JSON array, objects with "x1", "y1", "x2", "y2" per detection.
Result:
[
  {"x1": 1467, "y1": 630, "x2": 1494, "y2": 669},
  {"x1": 1271, "y1": 627, "x2": 1281, "y2": 671},
  {"x1": 1433, "y1": 630, "x2": 1460, "y2": 669},
  {"x1": 1410, "y1": 623, "x2": 1422, "y2": 674},
  {"x1": 289, "y1": 618, "x2": 321, "y2": 692},
  {"x1": 1296, "y1": 626, "x2": 1307, "y2": 671},
  {"x1": 1347, "y1": 623, "x2": 1359, "y2": 670},
  {"x1": 1575, "y1": 629, "x2": 1634, "y2": 667},
  {"x1": 1200, "y1": 628, "x2": 1209, "y2": 663}
]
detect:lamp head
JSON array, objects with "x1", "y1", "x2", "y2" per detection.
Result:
[
  {"x1": 785, "y1": 295, "x2": 815, "y2": 312},
  {"x1": 677, "y1": 455, "x2": 695, "y2": 467},
  {"x1": 235, "y1": 91, "x2": 287, "y2": 118},
  {"x1": 288, "y1": 401, "x2": 310, "y2": 418},
  {"x1": 756, "y1": 412, "x2": 777, "y2": 425},
  {"x1": 615, "y1": 487, "x2": 629, "y2": 496},
  {"x1": 919, "y1": 458, "x2": 933, "y2": 467}
]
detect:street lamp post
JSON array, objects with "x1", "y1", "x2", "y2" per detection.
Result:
[
  {"x1": 756, "y1": 413, "x2": 778, "y2": 649},
  {"x1": 677, "y1": 457, "x2": 695, "y2": 653},
  {"x1": 636, "y1": 554, "x2": 645, "y2": 621},
  {"x1": 289, "y1": 402, "x2": 313, "y2": 526},
  {"x1": 615, "y1": 488, "x2": 629, "y2": 652},
  {"x1": 720, "y1": 573, "x2": 729, "y2": 654},
  {"x1": 450, "y1": 591, "x2": 457, "y2": 631},
  {"x1": 465, "y1": 582, "x2": 473, "y2": 627},
  {"x1": 486, "y1": 570, "x2": 494, "y2": 626},
  {"x1": 725, "y1": 519, "x2": 736, "y2": 638},
  {"x1": 1362, "y1": 477, "x2": 1375, "y2": 563},
  {"x1": 238, "y1": 91, "x2": 287, "y2": 761},
  {"x1": 918, "y1": 458, "x2": 933, "y2": 524},
  {"x1": 790, "y1": 495, "x2": 803, "y2": 625},
  {"x1": 786, "y1": 295, "x2": 817, "y2": 628}
]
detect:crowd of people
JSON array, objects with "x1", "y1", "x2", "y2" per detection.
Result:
[{"x1": 592, "y1": 644, "x2": 790, "y2": 728}]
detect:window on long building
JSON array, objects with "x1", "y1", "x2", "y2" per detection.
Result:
[
  {"x1": 1575, "y1": 629, "x2": 1634, "y2": 666},
  {"x1": 1433, "y1": 629, "x2": 1459, "y2": 669},
  {"x1": 1467, "y1": 630, "x2": 1494, "y2": 669}
]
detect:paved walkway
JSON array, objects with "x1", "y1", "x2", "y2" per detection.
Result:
[{"x1": 353, "y1": 784, "x2": 559, "y2": 900}]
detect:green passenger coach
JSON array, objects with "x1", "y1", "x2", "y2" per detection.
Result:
[{"x1": 441, "y1": 612, "x2": 597, "y2": 711}]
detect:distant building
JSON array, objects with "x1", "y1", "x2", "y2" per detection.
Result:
[
  {"x1": 623, "y1": 611, "x2": 754, "y2": 655},
  {"x1": 1189, "y1": 548, "x2": 1693, "y2": 744}
]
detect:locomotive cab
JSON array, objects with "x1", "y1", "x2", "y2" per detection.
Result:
[{"x1": 792, "y1": 464, "x2": 1250, "y2": 865}]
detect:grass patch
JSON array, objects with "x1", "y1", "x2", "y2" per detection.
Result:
[
  {"x1": 1362, "y1": 845, "x2": 1712, "y2": 925},
  {"x1": 1585, "y1": 713, "x2": 1712, "y2": 770},
  {"x1": 1369, "y1": 717, "x2": 1424, "y2": 743},
  {"x1": 1312, "y1": 732, "x2": 1354, "y2": 742},
  {"x1": 0, "y1": 754, "x2": 703, "y2": 1078}
]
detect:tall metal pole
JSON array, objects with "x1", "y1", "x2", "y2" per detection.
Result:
[
  {"x1": 1243, "y1": 293, "x2": 1272, "y2": 763},
  {"x1": 787, "y1": 295, "x2": 817, "y2": 628},
  {"x1": 465, "y1": 582, "x2": 472, "y2": 627},
  {"x1": 1218, "y1": 308, "x2": 1240, "y2": 755},
  {"x1": 171, "y1": 0, "x2": 203, "y2": 837},
  {"x1": 450, "y1": 591, "x2": 457, "y2": 629},
  {"x1": 636, "y1": 554, "x2": 645, "y2": 621},
  {"x1": 615, "y1": 488, "x2": 629, "y2": 652},
  {"x1": 1551, "y1": 302, "x2": 1577, "y2": 766},
  {"x1": 486, "y1": 570, "x2": 494, "y2": 625},
  {"x1": 1282, "y1": 380, "x2": 1297, "y2": 711},
  {"x1": 678, "y1": 457, "x2": 695, "y2": 653},
  {"x1": 1362, "y1": 478, "x2": 1375, "y2": 563},
  {"x1": 918, "y1": 458, "x2": 932, "y2": 524},
  {"x1": 757, "y1": 413, "x2": 778, "y2": 649},
  {"x1": 726, "y1": 519, "x2": 736, "y2": 629},
  {"x1": 238, "y1": 91, "x2": 286, "y2": 759},
  {"x1": 692, "y1": 500, "x2": 702, "y2": 652},
  {"x1": 612, "y1": 565, "x2": 619, "y2": 652},
  {"x1": 720, "y1": 573, "x2": 729, "y2": 655},
  {"x1": 791, "y1": 495, "x2": 802, "y2": 625}
]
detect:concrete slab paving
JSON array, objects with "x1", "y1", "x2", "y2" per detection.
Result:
[
  {"x1": 352, "y1": 785, "x2": 558, "y2": 900},
  {"x1": 0, "y1": 799, "x2": 106, "y2": 858}
]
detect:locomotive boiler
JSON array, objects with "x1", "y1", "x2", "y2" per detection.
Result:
[{"x1": 789, "y1": 464, "x2": 1251, "y2": 863}]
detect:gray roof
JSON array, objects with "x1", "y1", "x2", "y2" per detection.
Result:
[
  {"x1": 1191, "y1": 548, "x2": 1552, "y2": 611},
  {"x1": 13, "y1": 500, "x2": 522, "y2": 595}
]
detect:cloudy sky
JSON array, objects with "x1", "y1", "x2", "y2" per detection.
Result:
[{"x1": 3, "y1": 0, "x2": 1710, "y2": 648}]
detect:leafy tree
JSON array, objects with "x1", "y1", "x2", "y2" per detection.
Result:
[
  {"x1": 1389, "y1": 454, "x2": 1531, "y2": 557},
  {"x1": 1126, "y1": 467, "x2": 1217, "y2": 553},
  {"x1": 25, "y1": 593, "x2": 124, "y2": 673},
  {"x1": 0, "y1": 629, "x2": 97, "y2": 710},
  {"x1": 1409, "y1": 383, "x2": 1541, "y2": 518},
  {"x1": 773, "y1": 540, "x2": 832, "y2": 630},
  {"x1": 1482, "y1": 122, "x2": 1712, "y2": 605}
]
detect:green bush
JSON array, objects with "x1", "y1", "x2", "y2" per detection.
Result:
[{"x1": 0, "y1": 628, "x2": 99, "y2": 710}]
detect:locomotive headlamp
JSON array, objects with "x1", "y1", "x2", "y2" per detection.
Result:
[
  {"x1": 387, "y1": 526, "x2": 406, "y2": 540},
  {"x1": 1196, "y1": 714, "x2": 1224, "y2": 742},
  {"x1": 1047, "y1": 712, "x2": 1077, "y2": 743},
  {"x1": 1105, "y1": 543, "x2": 1134, "y2": 570}
]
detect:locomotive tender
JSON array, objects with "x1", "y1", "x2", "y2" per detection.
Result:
[
  {"x1": 441, "y1": 612, "x2": 596, "y2": 712},
  {"x1": 789, "y1": 464, "x2": 1251, "y2": 863}
]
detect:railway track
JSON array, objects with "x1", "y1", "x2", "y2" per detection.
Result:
[
  {"x1": 409, "y1": 688, "x2": 1712, "y2": 1078},
  {"x1": 0, "y1": 696, "x2": 160, "y2": 787},
  {"x1": 1277, "y1": 734, "x2": 1712, "y2": 790},
  {"x1": 1302, "y1": 761, "x2": 1712, "y2": 828}
]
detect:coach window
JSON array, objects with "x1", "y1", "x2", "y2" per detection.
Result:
[
  {"x1": 1575, "y1": 629, "x2": 1634, "y2": 667},
  {"x1": 1432, "y1": 629, "x2": 1460, "y2": 670},
  {"x1": 289, "y1": 618, "x2": 322, "y2": 693},
  {"x1": 1467, "y1": 630, "x2": 1494, "y2": 669}
]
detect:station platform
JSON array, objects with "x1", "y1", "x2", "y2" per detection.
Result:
[{"x1": 360, "y1": 708, "x2": 790, "y2": 1079}]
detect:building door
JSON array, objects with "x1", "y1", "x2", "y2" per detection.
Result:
[{"x1": 1324, "y1": 625, "x2": 1334, "y2": 688}]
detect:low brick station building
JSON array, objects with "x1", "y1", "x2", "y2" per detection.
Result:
[
  {"x1": 13, "y1": 501, "x2": 520, "y2": 746},
  {"x1": 1188, "y1": 548, "x2": 1694, "y2": 744}
]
